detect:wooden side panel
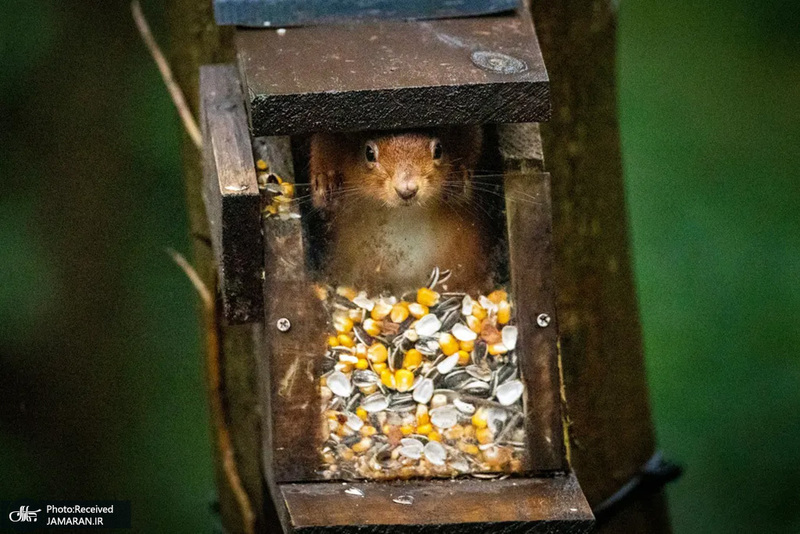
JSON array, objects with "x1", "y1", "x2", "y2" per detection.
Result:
[
  {"x1": 259, "y1": 136, "x2": 328, "y2": 484},
  {"x1": 505, "y1": 171, "x2": 565, "y2": 471},
  {"x1": 280, "y1": 474, "x2": 593, "y2": 533},
  {"x1": 200, "y1": 64, "x2": 264, "y2": 324}
]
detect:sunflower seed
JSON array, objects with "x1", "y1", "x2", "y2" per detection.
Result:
[{"x1": 496, "y1": 379, "x2": 524, "y2": 406}]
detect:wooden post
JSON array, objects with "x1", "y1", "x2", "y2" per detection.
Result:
[
  {"x1": 165, "y1": 3, "x2": 266, "y2": 534},
  {"x1": 530, "y1": 1, "x2": 673, "y2": 531}
]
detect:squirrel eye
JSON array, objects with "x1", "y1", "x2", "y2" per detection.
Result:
[
  {"x1": 432, "y1": 140, "x2": 443, "y2": 160},
  {"x1": 365, "y1": 142, "x2": 377, "y2": 163}
]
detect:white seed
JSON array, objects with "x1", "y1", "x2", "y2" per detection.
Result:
[
  {"x1": 424, "y1": 440, "x2": 447, "y2": 466},
  {"x1": 479, "y1": 295, "x2": 498, "y2": 314},
  {"x1": 452, "y1": 323, "x2": 478, "y2": 342},
  {"x1": 353, "y1": 291, "x2": 375, "y2": 311},
  {"x1": 412, "y1": 378, "x2": 434, "y2": 404},
  {"x1": 436, "y1": 353, "x2": 460, "y2": 374},
  {"x1": 449, "y1": 457, "x2": 470, "y2": 473},
  {"x1": 415, "y1": 314, "x2": 442, "y2": 337},
  {"x1": 487, "y1": 407, "x2": 508, "y2": 434},
  {"x1": 461, "y1": 295, "x2": 473, "y2": 316},
  {"x1": 453, "y1": 398, "x2": 476, "y2": 415},
  {"x1": 345, "y1": 412, "x2": 364, "y2": 431},
  {"x1": 430, "y1": 393, "x2": 448, "y2": 409},
  {"x1": 339, "y1": 354, "x2": 359, "y2": 364},
  {"x1": 496, "y1": 379, "x2": 524, "y2": 406},
  {"x1": 399, "y1": 438, "x2": 424, "y2": 459},
  {"x1": 393, "y1": 495, "x2": 414, "y2": 505},
  {"x1": 362, "y1": 393, "x2": 389, "y2": 413},
  {"x1": 501, "y1": 325, "x2": 518, "y2": 350},
  {"x1": 345, "y1": 487, "x2": 365, "y2": 497},
  {"x1": 328, "y1": 371, "x2": 352, "y2": 397},
  {"x1": 430, "y1": 405, "x2": 458, "y2": 429}
]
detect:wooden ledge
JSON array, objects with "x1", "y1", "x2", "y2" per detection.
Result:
[{"x1": 278, "y1": 474, "x2": 594, "y2": 533}]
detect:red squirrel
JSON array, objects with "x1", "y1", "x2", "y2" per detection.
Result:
[{"x1": 309, "y1": 127, "x2": 494, "y2": 293}]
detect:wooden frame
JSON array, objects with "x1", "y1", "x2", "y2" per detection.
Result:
[{"x1": 201, "y1": 11, "x2": 593, "y2": 528}]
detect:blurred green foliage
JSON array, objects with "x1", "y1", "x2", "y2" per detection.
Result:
[{"x1": 0, "y1": 0, "x2": 798, "y2": 532}]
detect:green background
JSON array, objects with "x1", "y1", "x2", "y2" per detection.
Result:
[{"x1": 1, "y1": 0, "x2": 798, "y2": 532}]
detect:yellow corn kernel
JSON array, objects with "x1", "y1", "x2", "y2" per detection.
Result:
[
  {"x1": 476, "y1": 427, "x2": 493, "y2": 445},
  {"x1": 368, "y1": 343, "x2": 388, "y2": 363},
  {"x1": 319, "y1": 376, "x2": 327, "y2": 387},
  {"x1": 340, "y1": 447, "x2": 355, "y2": 461},
  {"x1": 402, "y1": 348, "x2": 423, "y2": 370},
  {"x1": 438, "y1": 333, "x2": 459, "y2": 356},
  {"x1": 428, "y1": 431, "x2": 442, "y2": 442},
  {"x1": 471, "y1": 302, "x2": 488, "y2": 320},
  {"x1": 280, "y1": 182, "x2": 295, "y2": 197},
  {"x1": 497, "y1": 300, "x2": 511, "y2": 325},
  {"x1": 444, "y1": 425, "x2": 464, "y2": 440},
  {"x1": 459, "y1": 443, "x2": 480, "y2": 456},
  {"x1": 416, "y1": 287, "x2": 440, "y2": 307},
  {"x1": 472, "y1": 408, "x2": 489, "y2": 429},
  {"x1": 338, "y1": 363, "x2": 354, "y2": 374},
  {"x1": 408, "y1": 302, "x2": 428, "y2": 319},
  {"x1": 395, "y1": 369, "x2": 415, "y2": 392},
  {"x1": 456, "y1": 350, "x2": 471, "y2": 366},
  {"x1": 381, "y1": 424, "x2": 392, "y2": 435},
  {"x1": 416, "y1": 403, "x2": 429, "y2": 421},
  {"x1": 372, "y1": 362, "x2": 388, "y2": 375},
  {"x1": 459, "y1": 339, "x2": 475, "y2": 352},
  {"x1": 362, "y1": 318, "x2": 382, "y2": 336},
  {"x1": 360, "y1": 425, "x2": 377, "y2": 437},
  {"x1": 487, "y1": 290, "x2": 508, "y2": 304},
  {"x1": 463, "y1": 424, "x2": 475, "y2": 439},
  {"x1": 360, "y1": 384, "x2": 378, "y2": 395},
  {"x1": 313, "y1": 284, "x2": 329, "y2": 301},
  {"x1": 400, "y1": 424, "x2": 415, "y2": 436},
  {"x1": 327, "y1": 336, "x2": 339, "y2": 347},
  {"x1": 338, "y1": 334, "x2": 354, "y2": 348},
  {"x1": 333, "y1": 315, "x2": 354, "y2": 334},
  {"x1": 356, "y1": 407, "x2": 368, "y2": 420},
  {"x1": 352, "y1": 437, "x2": 372, "y2": 453},
  {"x1": 371, "y1": 301, "x2": 392, "y2": 320},
  {"x1": 467, "y1": 315, "x2": 482, "y2": 333},
  {"x1": 355, "y1": 344, "x2": 368, "y2": 359},
  {"x1": 380, "y1": 369, "x2": 396, "y2": 389},
  {"x1": 348, "y1": 308, "x2": 364, "y2": 323},
  {"x1": 390, "y1": 304, "x2": 410, "y2": 323},
  {"x1": 488, "y1": 343, "x2": 508, "y2": 356},
  {"x1": 355, "y1": 359, "x2": 369, "y2": 370},
  {"x1": 256, "y1": 159, "x2": 269, "y2": 171},
  {"x1": 336, "y1": 286, "x2": 358, "y2": 300},
  {"x1": 416, "y1": 423, "x2": 432, "y2": 435}
]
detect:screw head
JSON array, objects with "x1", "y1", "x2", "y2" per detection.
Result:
[
  {"x1": 276, "y1": 317, "x2": 291, "y2": 332},
  {"x1": 536, "y1": 313, "x2": 551, "y2": 328},
  {"x1": 471, "y1": 51, "x2": 528, "y2": 74}
]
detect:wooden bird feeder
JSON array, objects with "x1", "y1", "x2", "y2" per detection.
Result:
[{"x1": 201, "y1": 1, "x2": 594, "y2": 532}]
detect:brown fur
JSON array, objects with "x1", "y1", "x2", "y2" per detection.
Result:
[{"x1": 309, "y1": 127, "x2": 492, "y2": 293}]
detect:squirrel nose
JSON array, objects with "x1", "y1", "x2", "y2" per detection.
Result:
[{"x1": 395, "y1": 184, "x2": 419, "y2": 200}]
